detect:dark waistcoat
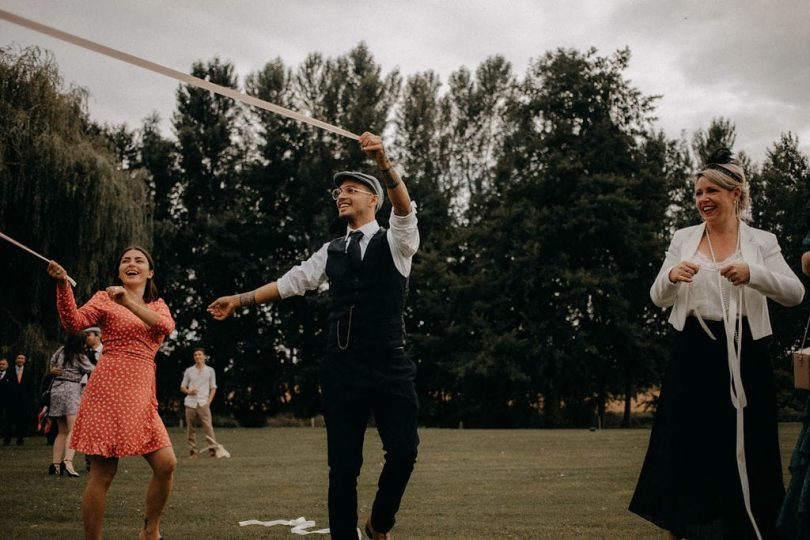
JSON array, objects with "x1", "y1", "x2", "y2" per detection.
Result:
[{"x1": 325, "y1": 228, "x2": 407, "y2": 350}]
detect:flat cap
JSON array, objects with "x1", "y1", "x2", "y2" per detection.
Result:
[{"x1": 333, "y1": 171, "x2": 384, "y2": 212}]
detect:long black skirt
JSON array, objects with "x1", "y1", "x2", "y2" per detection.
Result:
[{"x1": 629, "y1": 317, "x2": 785, "y2": 539}]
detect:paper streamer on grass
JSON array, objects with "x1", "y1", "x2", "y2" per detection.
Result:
[
  {"x1": 0, "y1": 231, "x2": 77, "y2": 287},
  {"x1": 0, "y1": 9, "x2": 360, "y2": 141},
  {"x1": 239, "y1": 517, "x2": 333, "y2": 536}
]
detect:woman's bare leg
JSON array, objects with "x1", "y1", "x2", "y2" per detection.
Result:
[
  {"x1": 52, "y1": 417, "x2": 67, "y2": 467},
  {"x1": 82, "y1": 455, "x2": 118, "y2": 540},
  {"x1": 139, "y1": 446, "x2": 177, "y2": 540},
  {"x1": 63, "y1": 414, "x2": 77, "y2": 463}
]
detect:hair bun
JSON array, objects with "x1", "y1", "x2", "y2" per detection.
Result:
[{"x1": 706, "y1": 147, "x2": 735, "y2": 165}]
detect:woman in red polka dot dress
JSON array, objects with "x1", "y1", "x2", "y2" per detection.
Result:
[{"x1": 48, "y1": 246, "x2": 176, "y2": 540}]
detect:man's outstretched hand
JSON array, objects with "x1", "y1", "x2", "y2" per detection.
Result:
[{"x1": 207, "y1": 295, "x2": 239, "y2": 320}]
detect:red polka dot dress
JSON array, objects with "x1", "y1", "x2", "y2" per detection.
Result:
[{"x1": 56, "y1": 285, "x2": 175, "y2": 458}]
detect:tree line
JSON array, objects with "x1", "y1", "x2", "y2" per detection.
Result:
[{"x1": 1, "y1": 44, "x2": 808, "y2": 428}]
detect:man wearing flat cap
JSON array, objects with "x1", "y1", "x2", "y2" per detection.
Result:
[
  {"x1": 208, "y1": 132, "x2": 419, "y2": 539},
  {"x1": 83, "y1": 327, "x2": 103, "y2": 364},
  {"x1": 82, "y1": 326, "x2": 102, "y2": 470}
]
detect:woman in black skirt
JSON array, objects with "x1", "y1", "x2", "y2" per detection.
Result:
[{"x1": 629, "y1": 148, "x2": 805, "y2": 539}]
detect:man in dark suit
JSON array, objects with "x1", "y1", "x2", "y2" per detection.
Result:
[
  {"x1": 0, "y1": 357, "x2": 13, "y2": 445},
  {"x1": 7, "y1": 353, "x2": 34, "y2": 445}
]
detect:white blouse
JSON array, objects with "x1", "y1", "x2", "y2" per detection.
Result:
[{"x1": 685, "y1": 249, "x2": 747, "y2": 321}]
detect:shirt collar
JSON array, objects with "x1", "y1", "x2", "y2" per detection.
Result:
[{"x1": 345, "y1": 220, "x2": 380, "y2": 240}]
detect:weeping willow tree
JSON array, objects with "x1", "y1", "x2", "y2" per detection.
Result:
[{"x1": 0, "y1": 46, "x2": 152, "y2": 384}]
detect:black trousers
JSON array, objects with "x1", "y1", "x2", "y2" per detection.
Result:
[
  {"x1": 4, "y1": 400, "x2": 30, "y2": 442},
  {"x1": 321, "y1": 346, "x2": 419, "y2": 540},
  {"x1": 0, "y1": 401, "x2": 12, "y2": 442}
]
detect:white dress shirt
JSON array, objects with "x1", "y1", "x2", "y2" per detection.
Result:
[
  {"x1": 277, "y1": 203, "x2": 419, "y2": 299},
  {"x1": 182, "y1": 365, "x2": 217, "y2": 408}
]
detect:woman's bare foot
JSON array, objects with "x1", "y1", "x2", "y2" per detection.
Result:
[{"x1": 137, "y1": 518, "x2": 161, "y2": 540}]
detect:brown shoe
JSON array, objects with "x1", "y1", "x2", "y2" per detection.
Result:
[
  {"x1": 364, "y1": 518, "x2": 393, "y2": 540},
  {"x1": 189, "y1": 450, "x2": 198, "y2": 459}
]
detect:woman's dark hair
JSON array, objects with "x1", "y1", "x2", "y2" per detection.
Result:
[
  {"x1": 116, "y1": 245, "x2": 159, "y2": 302},
  {"x1": 62, "y1": 333, "x2": 88, "y2": 367}
]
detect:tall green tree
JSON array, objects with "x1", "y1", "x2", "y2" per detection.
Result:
[
  {"x1": 447, "y1": 47, "x2": 672, "y2": 427},
  {"x1": 749, "y1": 133, "x2": 810, "y2": 415},
  {"x1": 148, "y1": 57, "x2": 253, "y2": 420},
  {"x1": 390, "y1": 70, "x2": 459, "y2": 425},
  {"x1": 0, "y1": 46, "x2": 151, "y2": 382}
]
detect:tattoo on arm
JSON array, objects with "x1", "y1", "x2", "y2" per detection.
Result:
[
  {"x1": 239, "y1": 291, "x2": 256, "y2": 308},
  {"x1": 380, "y1": 166, "x2": 401, "y2": 189}
]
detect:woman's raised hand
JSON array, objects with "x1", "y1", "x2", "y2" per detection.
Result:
[
  {"x1": 719, "y1": 262, "x2": 750, "y2": 286},
  {"x1": 668, "y1": 261, "x2": 700, "y2": 283},
  {"x1": 105, "y1": 285, "x2": 130, "y2": 306},
  {"x1": 47, "y1": 260, "x2": 70, "y2": 285}
]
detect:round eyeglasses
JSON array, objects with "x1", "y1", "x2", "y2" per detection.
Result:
[{"x1": 331, "y1": 186, "x2": 376, "y2": 200}]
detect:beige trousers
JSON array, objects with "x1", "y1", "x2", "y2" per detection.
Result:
[{"x1": 185, "y1": 404, "x2": 216, "y2": 454}]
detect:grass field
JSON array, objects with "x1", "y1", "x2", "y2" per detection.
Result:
[{"x1": 0, "y1": 424, "x2": 802, "y2": 539}]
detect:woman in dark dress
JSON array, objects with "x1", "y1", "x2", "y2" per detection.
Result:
[{"x1": 629, "y1": 149, "x2": 805, "y2": 539}]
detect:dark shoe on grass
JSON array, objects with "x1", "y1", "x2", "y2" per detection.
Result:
[{"x1": 365, "y1": 518, "x2": 393, "y2": 540}]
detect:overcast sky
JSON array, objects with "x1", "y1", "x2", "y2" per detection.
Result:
[{"x1": 2, "y1": 0, "x2": 809, "y2": 163}]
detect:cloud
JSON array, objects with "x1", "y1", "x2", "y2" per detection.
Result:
[{"x1": 1, "y1": 0, "x2": 807, "y2": 161}]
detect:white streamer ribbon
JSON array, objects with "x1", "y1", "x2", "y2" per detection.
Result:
[
  {"x1": 704, "y1": 232, "x2": 762, "y2": 540},
  {"x1": 0, "y1": 9, "x2": 360, "y2": 140},
  {"x1": 0, "y1": 230, "x2": 77, "y2": 286},
  {"x1": 239, "y1": 517, "x2": 345, "y2": 536}
]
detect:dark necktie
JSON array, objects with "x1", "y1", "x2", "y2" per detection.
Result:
[{"x1": 347, "y1": 230, "x2": 364, "y2": 267}]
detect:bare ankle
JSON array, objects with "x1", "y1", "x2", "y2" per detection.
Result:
[{"x1": 141, "y1": 517, "x2": 160, "y2": 536}]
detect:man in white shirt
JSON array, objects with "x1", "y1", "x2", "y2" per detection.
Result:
[
  {"x1": 180, "y1": 347, "x2": 218, "y2": 458},
  {"x1": 208, "y1": 132, "x2": 419, "y2": 540}
]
